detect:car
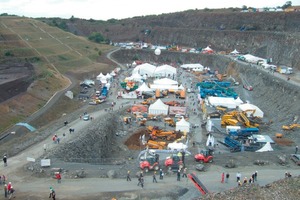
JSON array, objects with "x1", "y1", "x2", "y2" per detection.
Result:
[
  {"x1": 83, "y1": 114, "x2": 90, "y2": 121},
  {"x1": 290, "y1": 154, "x2": 300, "y2": 165}
]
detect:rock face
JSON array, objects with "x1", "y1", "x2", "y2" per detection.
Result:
[{"x1": 57, "y1": 11, "x2": 300, "y2": 70}]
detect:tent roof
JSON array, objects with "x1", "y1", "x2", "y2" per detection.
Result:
[
  {"x1": 149, "y1": 99, "x2": 169, "y2": 110},
  {"x1": 176, "y1": 117, "x2": 190, "y2": 126},
  {"x1": 155, "y1": 65, "x2": 177, "y2": 74},
  {"x1": 136, "y1": 82, "x2": 153, "y2": 92},
  {"x1": 230, "y1": 49, "x2": 240, "y2": 54},
  {"x1": 178, "y1": 84, "x2": 185, "y2": 90},
  {"x1": 153, "y1": 78, "x2": 178, "y2": 85},
  {"x1": 203, "y1": 46, "x2": 213, "y2": 51},
  {"x1": 180, "y1": 63, "x2": 204, "y2": 69}
]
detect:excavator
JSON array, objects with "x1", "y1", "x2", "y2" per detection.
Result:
[
  {"x1": 146, "y1": 140, "x2": 166, "y2": 149},
  {"x1": 164, "y1": 118, "x2": 176, "y2": 127},
  {"x1": 238, "y1": 112, "x2": 259, "y2": 128},
  {"x1": 141, "y1": 98, "x2": 155, "y2": 105},
  {"x1": 282, "y1": 124, "x2": 300, "y2": 131},
  {"x1": 148, "y1": 126, "x2": 177, "y2": 141}
]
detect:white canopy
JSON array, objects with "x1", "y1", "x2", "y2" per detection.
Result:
[
  {"x1": 110, "y1": 71, "x2": 116, "y2": 76},
  {"x1": 230, "y1": 49, "x2": 240, "y2": 55},
  {"x1": 125, "y1": 73, "x2": 143, "y2": 82},
  {"x1": 178, "y1": 84, "x2": 185, "y2": 90},
  {"x1": 256, "y1": 142, "x2": 273, "y2": 152},
  {"x1": 153, "y1": 78, "x2": 178, "y2": 85},
  {"x1": 136, "y1": 82, "x2": 153, "y2": 92},
  {"x1": 96, "y1": 73, "x2": 104, "y2": 80},
  {"x1": 148, "y1": 99, "x2": 169, "y2": 115},
  {"x1": 208, "y1": 97, "x2": 243, "y2": 109},
  {"x1": 176, "y1": 117, "x2": 190, "y2": 133},
  {"x1": 238, "y1": 103, "x2": 264, "y2": 118},
  {"x1": 150, "y1": 84, "x2": 179, "y2": 91},
  {"x1": 167, "y1": 142, "x2": 188, "y2": 151},
  {"x1": 132, "y1": 63, "x2": 156, "y2": 77},
  {"x1": 203, "y1": 46, "x2": 213, "y2": 51},
  {"x1": 206, "y1": 134, "x2": 215, "y2": 147},
  {"x1": 154, "y1": 65, "x2": 177, "y2": 77},
  {"x1": 242, "y1": 54, "x2": 267, "y2": 64},
  {"x1": 180, "y1": 63, "x2": 204, "y2": 71}
]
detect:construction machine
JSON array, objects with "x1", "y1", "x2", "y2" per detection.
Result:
[
  {"x1": 139, "y1": 153, "x2": 160, "y2": 172},
  {"x1": 146, "y1": 140, "x2": 166, "y2": 149},
  {"x1": 139, "y1": 118, "x2": 147, "y2": 126},
  {"x1": 194, "y1": 149, "x2": 214, "y2": 163},
  {"x1": 165, "y1": 154, "x2": 184, "y2": 171},
  {"x1": 164, "y1": 118, "x2": 176, "y2": 127},
  {"x1": 238, "y1": 112, "x2": 259, "y2": 128},
  {"x1": 141, "y1": 98, "x2": 155, "y2": 105},
  {"x1": 148, "y1": 126, "x2": 177, "y2": 141},
  {"x1": 282, "y1": 124, "x2": 300, "y2": 131}
]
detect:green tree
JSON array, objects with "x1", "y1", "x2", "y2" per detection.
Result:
[
  {"x1": 282, "y1": 1, "x2": 292, "y2": 9},
  {"x1": 88, "y1": 32, "x2": 105, "y2": 43}
]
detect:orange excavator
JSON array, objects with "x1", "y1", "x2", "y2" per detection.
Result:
[{"x1": 148, "y1": 126, "x2": 177, "y2": 141}]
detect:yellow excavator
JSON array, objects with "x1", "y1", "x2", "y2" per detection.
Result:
[{"x1": 282, "y1": 124, "x2": 300, "y2": 131}]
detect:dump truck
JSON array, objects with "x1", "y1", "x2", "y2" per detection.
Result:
[{"x1": 164, "y1": 117, "x2": 176, "y2": 127}]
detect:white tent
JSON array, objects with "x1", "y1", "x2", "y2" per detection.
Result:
[
  {"x1": 136, "y1": 82, "x2": 153, "y2": 92},
  {"x1": 96, "y1": 73, "x2": 104, "y2": 80},
  {"x1": 242, "y1": 54, "x2": 267, "y2": 64},
  {"x1": 238, "y1": 103, "x2": 264, "y2": 118},
  {"x1": 154, "y1": 64, "x2": 177, "y2": 77},
  {"x1": 150, "y1": 84, "x2": 179, "y2": 91},
  {"x1": 176, "y1": 117, "x2": 190, "y2": 133},
  {"x1": 153, "y1": 78, "x2": 178, "y2": 85},
  {"x1": 167, "y1": 142, "x2": 188, "y2": 151},
  {"x1": 148, "y1": 99, "x2": 169, "y2": 115},
  {"x1": 208, "y1": 97, "x2": 243, "y2": 109},
  {"x1": 125, "y1": 73, "x2": 143, "y2": 82},
  {"x1": 180, "y1": 63, "x2": 204, "y2": 71},
  {"x1": 202, "y1": 46, "x2": 214, "y2": 53},
  {"x1": 132, "y1": 63, "x2": 156, "y2": 77},
  {"x1": 178, "y1": 84, "x2": 185, "y2": 90},
  {"x1": 230, "y1": 49, "x2": 240, "y2": 55},
  {"x1": 206, "y1": 134, "x2": 215, "y2": 147},
  {"x1": 110, "y1": 71, "x2": 116, "y2": 77},
  {"x1": 256, "y1": 142, "x2": 273, "y2": 152}
]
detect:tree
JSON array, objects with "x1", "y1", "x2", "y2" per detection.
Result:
[
  {"x1": 242, "y1": 5, "x2": 248, "y2": 10},
  {"x1": 88, "y1": 32, "x2": 105, "y2": 43},
  {"x1": 282, "y1": 1, "x2": 292, "y2": 9}
]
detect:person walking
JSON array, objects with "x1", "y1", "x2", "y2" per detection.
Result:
[
  {"x1": 252, "y1": 173, "x2": 255, "y2": 183},
  {"x1": 126, "y1": 171, "x2": 131, "y2": 181},
  {"x1": 159, "y1": 169, "x2": 164, "y2": 180},
  {"x1": 221, "y1": 172, "x2": 225, "y2": 183},
  {"x1": 295, "y1": 145, "x2": 298, "y2": 154},
  {"x1": 4, "y1": 184, "x2": 8, "y2": 198},
  {"x1": 177, "y1": 170, "x2": 181, "y2": 181},
  {"x1": 182, "y1": 168, "x2": 187, "y2": 178},
  {"x1": 225, "y1": 172, "x2": 230, "y2": 183},
  {"x1": 55, "y1": 172, "x2": 61, "y2": 183},
  {"x1": 140, "y1": 177, "x2": 144, "y2": 188},
  {"x1": 236, "y1": 172, "x2": 241, "y2": 182},
  {"x1": 3, "y1": 155, "x2": 7, "y2": 167},
  {"x1": 8, "y1": 186, "x2": 15, "y2": 200},
  {"x1": 153, "y1": 172, "x2": 157, "y2": 183},
  {"x1": 254, "y1": 171, "x2": 258, "y2": 181},
  {"x1": 49, "y1": 187, "x2": 56, "y2": 200},
  {"x1": 7, "y1": 182, "x2": 12, "y2": 194}
]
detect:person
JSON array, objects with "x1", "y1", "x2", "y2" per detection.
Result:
[
  {"x1": 126, "y1": 171, "x2": 131, "y2": 181},
  {"x1": 137, "y1": 177, "x2": 142, "y2": 186},
  {"x1": 56, "y1": 172, "x2": 61, "y2": 183},
  {"x1": 182, "y1": 168, "x2": 187, "y2": 178},
  {"x1": 8, "y1": 186, "x2": 15, "y2": 200},
  {"x1": 56, "y1": 137, "x2": 60, "y2": 144},
  {"x1": 49, "y1": 187, "x2": 56, "y2": 200},
  {"x1": 153, "y1": 172, "x2": 157, "y2": 183},
  {"x1": 2, "y1": 175, "x2": 6, "y2": 184},
  {"x1": 181, "y1": 150, "x2": 186, "y2": 164},
  {"x1": 238, "y1": 181, "x2": 242, "y2": 187},
  {"x1": 295, "y1": 146, "x2": 298, "y2": 154},
  {"x1": 3, "y1": 155, "x2": 7, "y2": 167},
  {"x1": 249, "y1": 177, "x2": 253, "y2": 184},
  {"x1": 159, "y1": 169, "x2": 164, "y2": 180},
  {"x1": 140, "y1": 177, "x2": 144, "y2": 188},
  {"x1": 44, "y1": 144, "x2": 47, "y2": 152},
  {"x1": 252, "y1": 173, "x2": 255, "y2": 183},
  {"x1": 243, "y1": 177, "x2": 248, "y2": 184},
  {"x1": 236, "y1": 172, "x2": 241, "y2": 182},
  {"x1": 177, "y1": 170, "x2": 181, "y2": 181},
  {"x1": 225, "y1": 172, "x2": 230, "y2": 183},
  {"x1": 254, "y1": 171, "x2": 258, "y2": 181},
  {"x1": 221, "y1": 172, "x2": 225, "y2": 183},
  {"x1": 7, "y1": 182, "x2": 11, "y2": 194},
  {"x1": 4, "y1": 184, "x2": 8, "y2": 198}
]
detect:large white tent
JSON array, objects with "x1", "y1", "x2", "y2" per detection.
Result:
[
  {"x1": 238, "y1": 103, "x2": 264, "y2": 118},
  {"x1": 125, "y1": 73, "x2": 143, "y2": 82},
  {"x1": 154, "y1": 64, "x2": 177, "y2": 77},
  {"x1": 241, "y1": 54, "x2": 267, "y2": 64},
  {"x1": 208, "y1": 97, "x2": 243, "y2": 109},
  {"x1": 136, "y1": 82, "x2": 153, "y2": 92},
  {"x1": 132, "y1": 63, "x2": 156, "y2": 77},
  {"x1": 96, "y1": 73, "x2": 104, "y2": 80},
  {"x1": 148, "y1": 99, "x2": 169, "y2": 115},
  {"x1": 153, "y1": 78, "x2": 178, "y2": 85},
  {"x1": 180, "y1": 63, "x2": 204, "y2": 71},
  {"x1": 176, "y1": 117, "x2": 190, "y2": 133}
]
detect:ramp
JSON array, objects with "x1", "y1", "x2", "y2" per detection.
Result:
[{"x1": 188, "y1": 173, "x2": 209, "y2": 195}]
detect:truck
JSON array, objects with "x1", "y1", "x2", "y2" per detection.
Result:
[
  {"x1": 277, "y1": 66, "x2": 293, "y2": 74},
  {"x1": 100, "y1": 86, "x2": 108, "y2": 98}
]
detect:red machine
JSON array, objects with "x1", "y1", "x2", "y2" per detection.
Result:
[
  {"x1": 194, "y1": 149, "x2": 213, "y2": 163},
  {"x1": 140, "y1": 154, "x2": 159, "y2": 173},
  {"x1": 164, "y1": 154, "x2": 183, "y2": 171}
]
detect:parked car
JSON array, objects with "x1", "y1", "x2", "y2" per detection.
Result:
[
  {"x1": 83, "y1": 114, "x2": 90, "y2": 121},
  {"x1": 290, "y1": 154, "x2": 300, "y2": 165}
]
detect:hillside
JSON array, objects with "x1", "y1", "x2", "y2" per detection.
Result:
[
  {"x1": 39, "y1": 10, "x2": 300, "y2": 70},
  {"x1": 0, "y1": 16, "x2": 114, "y2": 132}
]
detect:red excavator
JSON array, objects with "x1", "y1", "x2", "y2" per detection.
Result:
[{"x1": 194, "y1": 149, "x2": 213, "y2": 163}]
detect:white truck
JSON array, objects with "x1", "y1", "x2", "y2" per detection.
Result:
[{"x1": 278, "y1": 66, "x2": 293, "y2": 74}]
